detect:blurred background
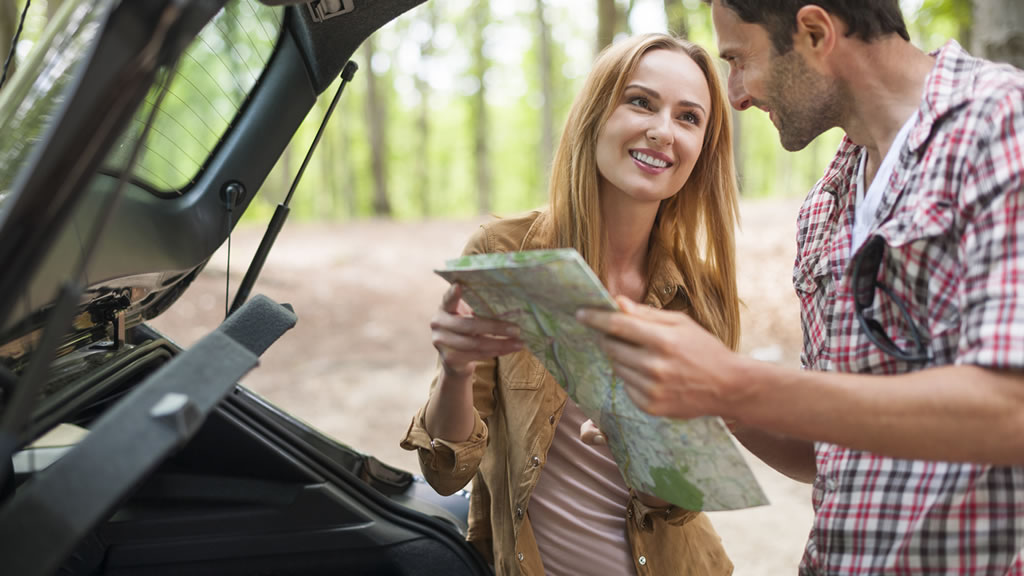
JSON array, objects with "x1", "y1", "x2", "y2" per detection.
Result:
[
  {"x1": 2, "y1": 0, "x2": 1009, "y2": 220},
  {"x1": 3, "y1": 0, "x2": 1022, "y2": 574}
]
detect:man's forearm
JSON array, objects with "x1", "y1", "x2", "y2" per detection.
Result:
[
  {"x1": 730, "y1": 424, "x2": 817, "y2": 483},
  {"x1": 730, "y1": 362, "x2": 1024, "y2": 465}
]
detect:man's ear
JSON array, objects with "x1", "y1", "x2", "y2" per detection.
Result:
[{"x1": 792, "y1": 5, "x2": 838, "y2": 66}]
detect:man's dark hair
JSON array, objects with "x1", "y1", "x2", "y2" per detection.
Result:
[{"x1": 704, "y1": 0, "x2": 910, "y2": 54}]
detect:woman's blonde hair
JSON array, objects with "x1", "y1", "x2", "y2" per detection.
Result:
[{"x1": 545, "y1": 33, "x2": 741, "y2": 350}]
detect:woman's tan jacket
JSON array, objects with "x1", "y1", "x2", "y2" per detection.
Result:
[{"x1": 401, "y1": 212, "x2": 733, "y2": 576}]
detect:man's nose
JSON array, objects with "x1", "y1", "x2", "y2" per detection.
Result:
[{"x1": 728, "y1": 72, "x2": 753, "y2": 111}]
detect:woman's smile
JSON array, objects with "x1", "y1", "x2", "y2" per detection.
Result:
[{"x1": 629, "y1": 148, "x2": 673, "y2": 173}]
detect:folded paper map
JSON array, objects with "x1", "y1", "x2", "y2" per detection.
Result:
[{"x1": 437, "y1": 248, "x2": 768, "y2": 511}]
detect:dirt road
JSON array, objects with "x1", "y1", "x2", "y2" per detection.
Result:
[{"x1": 150, "y1": 195, "x2": 813, "y2": 575}]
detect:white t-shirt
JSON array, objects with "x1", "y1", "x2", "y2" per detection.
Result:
[{"x1": 851, "y1": 110, "x2": 920, "y2": 255}]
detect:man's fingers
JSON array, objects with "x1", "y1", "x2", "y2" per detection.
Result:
[
  {"x1": 576, "y1": 308, "x2": 645, "y2": 342},
  {"x1": 599, "y1": 335, "x2": 652, "y2": 374},
  {"x1": 610, "y1": 359, "x2": 656, "y2": 401},
  {"x1": 616, "y1": 295, "x2": 693, "y2": 325},
  {"x1": 577, "y1": 306, "x2": 682, "y2": 350}
]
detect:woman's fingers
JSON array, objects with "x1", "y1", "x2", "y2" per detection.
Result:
[
  {"x1": 440, "y1": 282, "x2": 468, "y2": 314},
  {"x1": 433, "y1": 309, "x2": 521, "y2": 339},
  {"x1": 580, "y1": 419, "x2": 607, "y2": 446},
  {"x1": 433, "y1": 330, "x2": 523, "y2": 358}
]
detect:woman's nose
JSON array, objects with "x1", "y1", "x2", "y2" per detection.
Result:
[{"x1": 646, "y1": 114, "x2": 674, "y2": 146}]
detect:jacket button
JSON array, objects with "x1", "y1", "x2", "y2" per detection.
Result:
[
  {"x1": 638, "y1": 555, "x2": 647, "y2": 565},
  {"x1": 518, "y1": 552, "x2": 524, "y2": 562},
  {"x1": 531, "y1": 456, "x2": 541, "y2": 467},
  {"x1": 549, "y1": 415, "x2": 555, "y2": 424},
  {"x1": 516, "y1": 506, "x2": 523, "y2": 519},
  {"x1": 627, "y1": 508, "x2": 633, "y2": 519}
]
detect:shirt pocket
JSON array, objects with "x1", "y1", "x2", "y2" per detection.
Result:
[
  {"x1": 794, "y1": 250, "x2": 832, "y2": 368},
  {"x1": 865, "y1": 206, "x2": 958, "y2": 366},
  {"x1": 498, "y1": 350, "x2": 547, "y2": 390}
]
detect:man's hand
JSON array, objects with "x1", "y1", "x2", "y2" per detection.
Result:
[{"x1": 577, "y1": 296, "x2": 746, "y2": 420}]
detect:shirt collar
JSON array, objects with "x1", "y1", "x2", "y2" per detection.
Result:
[{"x1": 908, "y1": 39, "x2": 977, "y2": 152}]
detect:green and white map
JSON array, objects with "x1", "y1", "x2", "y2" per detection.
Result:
[{"x1": 437, "y1": 248, "x2": 768, "y2": 511}]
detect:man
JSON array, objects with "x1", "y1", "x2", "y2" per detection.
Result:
[{"x1": 578, "y1": 1, "x2": 1024, "y2": 574}]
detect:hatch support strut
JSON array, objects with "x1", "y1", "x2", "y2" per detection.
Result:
[{"x1": 228, "y1": 60, "x2": 358, "y2": 317}]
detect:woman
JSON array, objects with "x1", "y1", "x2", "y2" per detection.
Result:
[{"x1": 401, "y1": 33, "x2": 739, "y2": 575}]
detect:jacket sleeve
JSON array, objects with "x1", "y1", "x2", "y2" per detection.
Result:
[{"x1": 399, "y1": 225, "x2": 500, "y2": 495}]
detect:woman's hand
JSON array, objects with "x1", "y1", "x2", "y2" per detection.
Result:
[{"x1": 431, "y1": 283, "x2": 524, "y2": 381}]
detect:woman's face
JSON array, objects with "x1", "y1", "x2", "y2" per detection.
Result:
[{"x1": 595, "y1": 49, "x2": 711, "y2": 206}]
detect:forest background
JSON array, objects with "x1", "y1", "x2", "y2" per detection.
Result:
[{"x1": 4, "y1": 0, "x2": 1019, "y2": 220}]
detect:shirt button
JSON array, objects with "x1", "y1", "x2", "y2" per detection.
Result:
[
  {"x1": 638, "y1": 555, "x2": 647, "y2": 565},
  {"x1": 826, "y1": 478, "x2": 838, "y2": 491},
  {"x1": 518, "y1": 552, "x2": 524, "y2": 562},
  {"x1": 531, "y1": 456, "x2": 541, "y2": 467},
  {"x1": 516, "y1": 506, "x2": 523, "y2": 519}
]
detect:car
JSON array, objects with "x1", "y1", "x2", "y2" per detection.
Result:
[{"x1": 0, "y1": 1, "x2": 490, "y2": 574}]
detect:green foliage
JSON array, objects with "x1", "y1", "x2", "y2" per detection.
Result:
[
  {"x1": 4, "y1": 0, "x2": 983, "y2": 221},
  {"x1": 906, "y1": 0, "x2": 972, "y2": 51}
]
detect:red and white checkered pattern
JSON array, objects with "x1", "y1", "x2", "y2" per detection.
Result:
[{"x1": 794, "y1": 41, "x2": 1024, "y2": 575}]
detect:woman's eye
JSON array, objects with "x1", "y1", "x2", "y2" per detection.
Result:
[
  {"x1": 680, "y1": 112, "x2": 700, "y2": 125},
  {"x1": 628, "y1": 96, "x2": 651, "y2": 109}
]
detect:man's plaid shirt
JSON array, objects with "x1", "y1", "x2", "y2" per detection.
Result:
[{"x1": 794, "y1": 41, "x2": 1024, "y2": 575}]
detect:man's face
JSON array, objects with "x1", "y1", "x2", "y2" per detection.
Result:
[{"x1": 711, "y1": 0, "x2": 844, "y2": 151}]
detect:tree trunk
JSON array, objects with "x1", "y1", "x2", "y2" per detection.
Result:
[
  {"x1": 620, "y1": 0, "x2": 635, "y2": 37},
  {"x1": 0, "y1": 0, "x2": 19, "y2": 87},
  {"x1": 363, "y1": 35, "x2": 391, "y2": 217},
  {"x1": 732, "y1": 108, "x2": 744, "y2": 194},
  {"x1": 596, "y1": 0, "x2": 616, "y2": 54},
  {"x1": 337, "y1": 92, "x2": 357, "y2": 217},
  {"x1": 663, "y1": 0, "x2": 688, "y2": 38},
  {"x1": 535, "y1": 0, "x2": 554, "y2": 201},
  {"x1": 470, "y1": 0, "x2": 491, "y2": 215},
  {"x1": 46, "y1": 0, "x2": 63, "y2": 19},
  {"x1": 973, "y1": 0, "x2": 1024, "y2": 69},
  {"x1": 414, "y1": 1, "x2": 438, "y2": 218},
  {"x1": 317, "y1": 96, "x2": 333, "y2": 219}
]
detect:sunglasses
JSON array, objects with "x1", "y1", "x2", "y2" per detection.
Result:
[{"x1": 851, "y1": 235, "x2": 932, "y2": 363}]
